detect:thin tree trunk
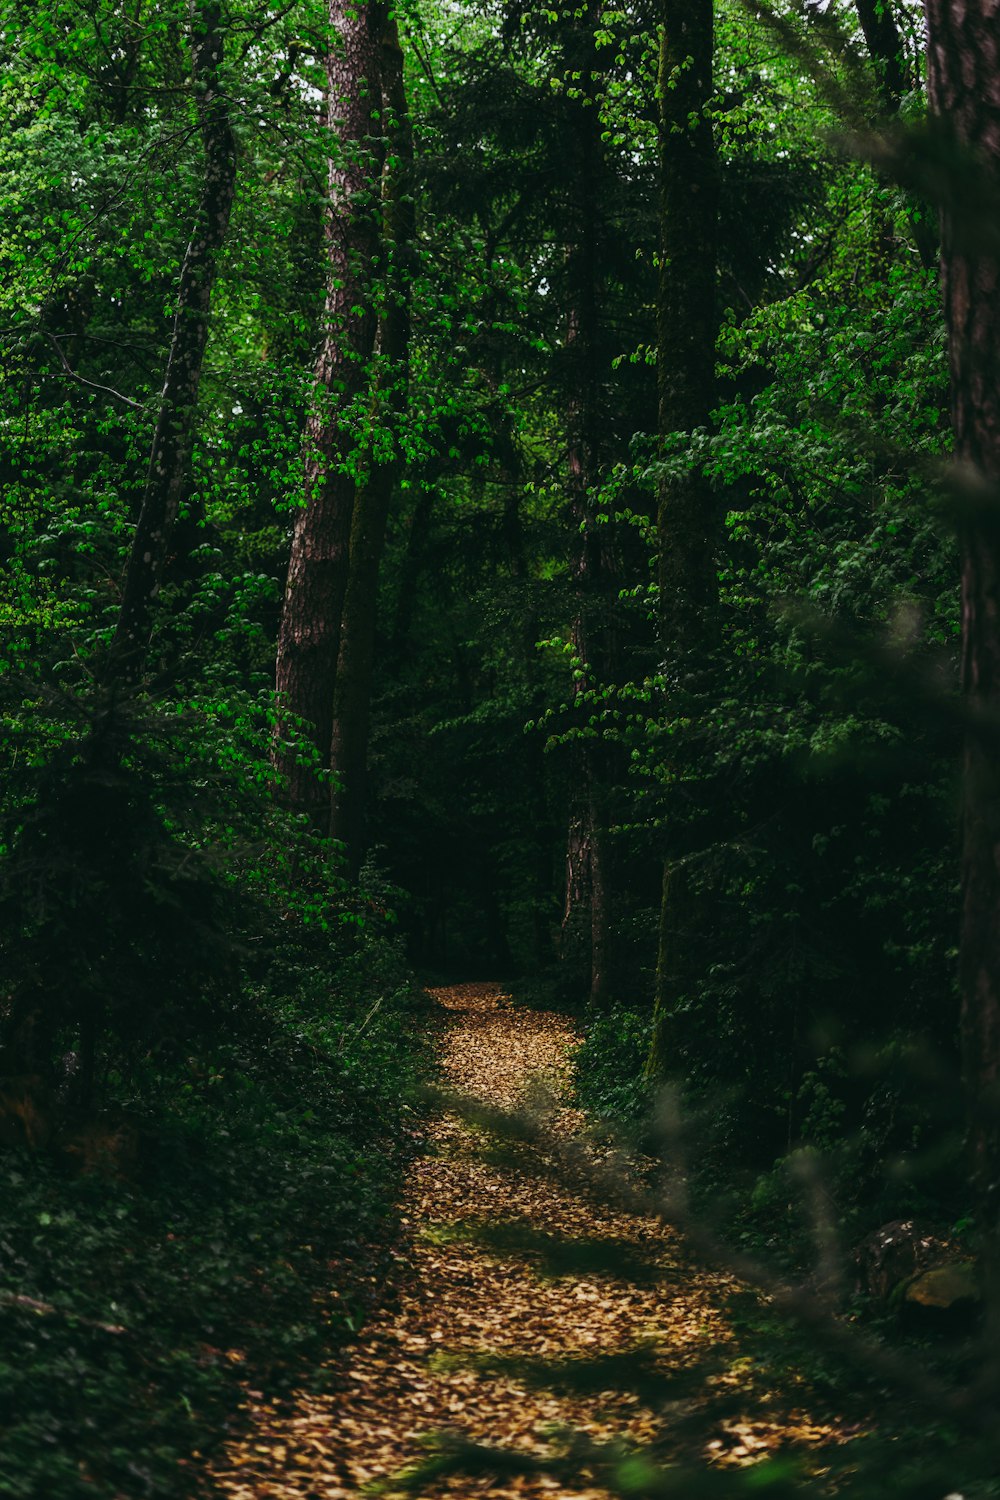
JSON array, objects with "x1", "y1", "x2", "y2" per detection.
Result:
[
  {"x1": 654, "y1": 0, "x2": 718, "y2": 650},
  {"x1": 559, "y1": 2, "x2": 620, "y2": 1005},
  {"x1": 328, "y1": 455, "x2": 394, "y2": 869},
  {"x1": 589, "y1": 783, "x2": 613, "y2": 1002},
  {"x1": 924, "y1": 0, "x2": 1000, "y2": 1319},
  {"x1": 108, "y1": 0, "x2": 236, "y2": 682},
  {"x1": 329, "y1": 12, "x2": 413, "y2": 872},
  {"x1": 390, "y1": 485, "x2": 433, "y2": 658},
  {"x1": 854, "y1": 0, "x2": 908, "y2": 109},
  {"x1": 647, "y1": 0, "x2": 718, "y2": 1079},
  {"x1": 511, "y1": 500, "x2": 558, "y2": 971},
  {"x1": 273, "y1": 0, "x2": 385, "y2": 822},
  {"x1": 853, "y1": 0, "x2": 936, "y2": 268},
  {"x1": 562, "y1": 794, "x2": 593, "y2": 967}
]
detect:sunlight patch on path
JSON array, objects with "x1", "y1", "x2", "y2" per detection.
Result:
[{"x1": 208, "y1": 982, "x2": 844, "y2": 1498}]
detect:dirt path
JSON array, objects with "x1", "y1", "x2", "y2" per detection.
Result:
[{"x1": 209, "y1": 983, "x2": 841, "y2": 1498}]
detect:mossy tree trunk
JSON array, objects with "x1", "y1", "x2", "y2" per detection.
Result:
[{"x1": 273, "y1": 0, "x2": 386, "y2": 823}]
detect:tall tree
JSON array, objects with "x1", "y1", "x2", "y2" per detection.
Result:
[
  {"x1": 108, "y1": 0, "x2": 237, "y2": 681},
  {"x1": 924, "y1": 0, "x2": 1000, "y2": 1290},
  {"x1": 329, "y1": 11, "x2": 414, "y2": 873},
  {"x1": 559, "y1": 1, "x2": 621, "y2": 1005},
  {"x1": 647, "y1": 0, "x2": 718, "y2": 1078},
  {"x1": 273, "y1": 0, "x2": 386, "y2": 820}
]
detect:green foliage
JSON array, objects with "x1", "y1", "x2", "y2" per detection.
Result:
[
  {"x1": 0, "y1": 668, "x2": 369, "y2": 1082},
  {"x1": 573, "y1": 1006, "x2": 653, "y2": 1123},
  {"x1": 0, "y1": 952, "x2": 429, "y2": 1498},
  {"x1": 0, "y1": 0, "x2": 990, "y2": 1491},
  {"x1": 0, "y1": 687, "x2": 236, "y2": 1079},
  {"x1": 575, "y1": 146, "x2": 960, "y2": 1204}
]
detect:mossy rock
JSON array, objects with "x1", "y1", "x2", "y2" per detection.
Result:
[{"x1": 904, "y1": 1260, "x2": 981, "y2": 1311}]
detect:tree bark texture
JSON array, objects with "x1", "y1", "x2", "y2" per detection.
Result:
[
  {"x1": 329, "y1": 12, "x2": 413, "y2": 870},
  {"x1": 924, "y1": 0, "x2": 1000, "y2": 1252},
  {"x1": 273, "y1": 0, "x2": 386, "y2": 821},
  {"x1": 109, "y1": 0, "x2": 237, "y2": 681},
  {"x1": 647, "y1": 0, "x2": 718, "y2": 1079}
]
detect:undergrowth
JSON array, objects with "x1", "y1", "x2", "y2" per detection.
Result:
[
  {"x1": 571, "y1": 1005, "x2": 653, "y2": 1125},
  {"x1": 0, "y1": 937, "x2": 432, "y2": 1500}
]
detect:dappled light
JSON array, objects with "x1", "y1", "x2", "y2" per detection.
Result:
[{"x1": 210, "y1": 986, "x2": 848, "y2": 1498}]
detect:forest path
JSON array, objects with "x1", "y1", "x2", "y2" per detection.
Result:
[{"x1": 209, "y1": 983, "x2": 841, "y2": 1498}]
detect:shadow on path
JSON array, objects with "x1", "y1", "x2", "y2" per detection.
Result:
[{"x1": 208, "y1": 983, "x2": 847, "y2": 1498}]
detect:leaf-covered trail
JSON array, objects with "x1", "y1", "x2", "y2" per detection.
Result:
[{"x1": 209, "y1": 983, "x2": 842, "y2": 1498}]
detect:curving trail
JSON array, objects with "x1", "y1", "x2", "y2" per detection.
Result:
[{"x1": 209, "y1": 983, "x2": 841, "y2": 1498}]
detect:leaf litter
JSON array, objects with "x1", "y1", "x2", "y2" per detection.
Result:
[{"x1": 207, "y1": 983, "x2": 850, "y2": 1498}]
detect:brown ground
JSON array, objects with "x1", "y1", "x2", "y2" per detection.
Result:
[{"x1": 208, "y1": 983, "x2": 843, "y2": 1498}]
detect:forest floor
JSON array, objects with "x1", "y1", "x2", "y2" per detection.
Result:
[{"x1": 207, "y1": 983, "x2": 853, "y2": 1498}]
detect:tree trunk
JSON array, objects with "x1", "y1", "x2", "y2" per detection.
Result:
[
  {"x1": 655, "y1": 0, "x2": 718, "y2": 649},
  {"x1": 328, "y1": 455, "x2": 394, "y2": 870},
  {"x1": 273, "y1": 0, "x2": 386, "y2": 822},
  {"x1": 647, "y1": 0, "x2": 718, "y2": 1079},
  {"x1": 390, "y1": 485, "x2": 434, "y2": 658},
  {"x1": 558, "y1": 1, "x2": 621, "y2": 1005},
  {"x1": 854, "y1": 0, "x2": 908, "y2": 110},
  {"x1": 108, "y1": 0, "x2": 236, "y2": 682},
  {"x1": 924, "y1": 0, "x2": 1000, "y2": 1301},
  {"x1": 853, "y1": 0, "x2": 936, "y2": 268},
  {"x1": 329, "y1": 12, "x2": 413, "y2": 873}
]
